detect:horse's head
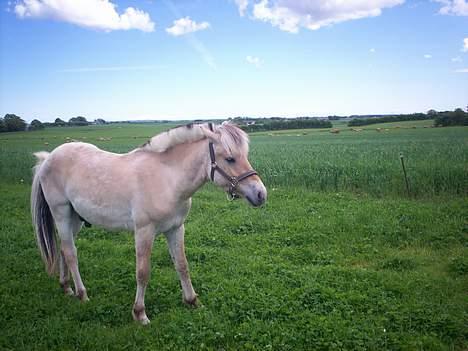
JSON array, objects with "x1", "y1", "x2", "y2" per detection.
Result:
[{"x1": 204, "y1": 122, "x2": 267, "y2": 207}]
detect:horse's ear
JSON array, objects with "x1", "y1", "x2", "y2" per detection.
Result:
[{"x1": 200, "y1": 124, "x2": 220, "y2": 143}]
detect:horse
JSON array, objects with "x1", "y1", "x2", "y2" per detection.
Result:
[{"x1": 31, "y1": 122, "x2": 267, "y2": 324}]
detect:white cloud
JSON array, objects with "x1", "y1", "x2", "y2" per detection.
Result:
[
  {"x1": 424, "y1": 54, "x2": 432, "y2": 59},
  {"x1": 455, "y1": 68, "x2": 468, "y2": 72},
  {"x1": 246, "y1": 55, "x2": 263, "y2": 67},
  {"x1": 235, "y1": 0, "x2": 249, "y2": 16},
  {"x1": 435, "y1": 0, "x2": 468, "y2": 16},
  {"x1": 166, "y1": 17, "x2": 210, "y2": 36},
  {"x1": 14, "y1": 0, "x2": 155, "y2": 32},
  {"x1": 452, "y1": 56, "x2": 462, "y2": 62},
  {"x1": 464, "y1": 37, "x2": 468, "y2": 52},
  {"x1": 244, "y1": 0, "x2": 404, "y2": 33},
  {"x1": 370, "y1": 48, "x2": 376, "y2": 53}
]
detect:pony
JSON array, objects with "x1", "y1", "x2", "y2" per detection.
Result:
[{"x1": 31, "y1": 122, "x2": 267, "y2": 324}]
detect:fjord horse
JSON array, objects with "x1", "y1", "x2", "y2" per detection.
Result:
[{"x1": 31, "y1": 122, "x2": 266, "y2": 324}]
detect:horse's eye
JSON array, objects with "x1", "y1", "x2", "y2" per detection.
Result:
[{"x1": 225, "y1": 157, "x2": 236, "y2": 164}]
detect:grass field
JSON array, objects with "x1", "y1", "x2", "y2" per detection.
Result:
[{"x1": 0, "y1": 122, "x2": 467, "y2": 350}]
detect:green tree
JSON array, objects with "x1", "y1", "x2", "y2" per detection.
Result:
[
  {"x1": 69, "y1": 116, "x2": 88, "y2": 126},
  {"x1": 95, "y1": 118, "x2": 107, "y2": 125},
  {"x1": 0, "y1": 118, "x2": 6, "y2": 132},
  {"x1": 427, "y1": 109, "x2": 437, "y2": 118},
  {"x1": 3, "y1": 114, "x2": 26, "y2": 132},
  {"x1": 54, "y1": 118, "x2": 67, "y2": 126},
  {"x1": 30, "y1": 119, "x2": 44, "y2": 130},
  {"x1": 434, "y1": 108, "x2": 468, "y2": 127}
]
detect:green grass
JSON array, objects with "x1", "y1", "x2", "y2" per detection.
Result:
[{"x1": 0, "y1": 123, "x2": 467, "y2": 350}]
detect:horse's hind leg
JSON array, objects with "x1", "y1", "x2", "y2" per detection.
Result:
[
  {"x1": 58, "y1": 215, "x2": 82, "y2": 296},
  {"x1": 53, "y1": 204, "x2": 88, "y2": 301},
  {"x1": 59, "y1": 251, "x2": 73, "y2": 295}
]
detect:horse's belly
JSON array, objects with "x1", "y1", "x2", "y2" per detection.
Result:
[{"x1": 72, "y1": 199, "x2": 134, "y2": 231}]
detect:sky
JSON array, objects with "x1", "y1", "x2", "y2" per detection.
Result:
[{"x1": 0, "y1": 0, "x2": 467, "y2": 122}]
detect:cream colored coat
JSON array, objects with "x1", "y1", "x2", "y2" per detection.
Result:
[{"x1": 31, "y1": 123, "x2": 267, "y2": 324}]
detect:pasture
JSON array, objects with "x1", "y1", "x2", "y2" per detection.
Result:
[{"x1": 0, "y1": 122, "x2": 467, "y2": 350}]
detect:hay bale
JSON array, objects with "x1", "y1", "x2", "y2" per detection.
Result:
[{"x1": 330, "y1": 128, "x2": 340, "y2": 134}]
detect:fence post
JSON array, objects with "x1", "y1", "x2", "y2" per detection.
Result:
[{"x1": 399, "y1": 152, "x2": 410, "y2": 196}]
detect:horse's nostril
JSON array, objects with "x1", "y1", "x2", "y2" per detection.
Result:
[{"x1": 257, "y1": 191, "x2": 263, "y2": 201}]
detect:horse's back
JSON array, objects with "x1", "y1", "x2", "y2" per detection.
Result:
[{"x1": 37, "y1": 142, "x2": 137, "y2": 228}]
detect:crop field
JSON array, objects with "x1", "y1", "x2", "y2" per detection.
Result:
[{"x1": 0, "y1": 122, "x2": 467, "y2": 350}]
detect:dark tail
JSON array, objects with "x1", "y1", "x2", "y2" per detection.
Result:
[{"x1": 31, "y1": 152, "x2": 58, "y2": 275}]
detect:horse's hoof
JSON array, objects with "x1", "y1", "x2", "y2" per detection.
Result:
[
  {"x1": 77, "y1": 289, "x2": 89, "y2": 302},
  {"x1": 184, "y1": 296, "x2": 202, "y2": 308},
  {"x1": 132, "y1": 309, "x2": 150, "y2": 325},
  {"x1": 140, "y1": 317, "x2": 150, "y2": 325},
  {"x1": 60, "y1": 283, "x2": 74, "y2": 296}
]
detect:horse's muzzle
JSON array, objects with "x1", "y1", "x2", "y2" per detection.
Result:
[{"x1": 242, "y1": 183, "x2": 267, "y2": 207}]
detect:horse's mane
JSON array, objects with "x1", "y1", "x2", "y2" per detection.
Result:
[{"x1": 140, "y1": 122, "x2": 249, "y2": 154}]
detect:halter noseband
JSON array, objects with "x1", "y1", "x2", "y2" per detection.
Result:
[{"x1": 208, "y1": 123, "x2": 258, "y2": 199}]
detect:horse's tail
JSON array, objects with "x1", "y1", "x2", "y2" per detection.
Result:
[{"x1": 31, "y1": 151, "x2": 58, "y2": 275}]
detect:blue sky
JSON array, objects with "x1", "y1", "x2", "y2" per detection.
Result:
[{"x1": 0, "y1": 0, "x2": 467, "y2": 122}]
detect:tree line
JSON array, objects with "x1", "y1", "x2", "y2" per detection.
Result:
[
  {"x1": 237, "y1": 118, "x2": 332, "y2": 132},
  {"x1": 348, "y1": 108, "x2": 468, "y2": 127},
  {"x1": 0, "y1": 115, "x2": 107, "y2": 133},
  {"x1": 2, "y1": 108, "x2": 467, "y2": 133}
]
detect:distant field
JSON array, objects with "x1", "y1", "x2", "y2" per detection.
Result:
[
  {"x1": 0, "y1": 122, "x2": 467, "y2": 350},
  {"x1": 0, "y1": 121, "x2": 466, "y2": 196}
]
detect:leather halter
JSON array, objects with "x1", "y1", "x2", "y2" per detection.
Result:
[{"x1": 208, "y1": 123, "x2": 258, "y2": 199}]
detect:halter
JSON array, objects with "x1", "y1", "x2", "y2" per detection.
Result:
[{"x1": 208, "y1": 123, "x2": 258, "y2": 200}]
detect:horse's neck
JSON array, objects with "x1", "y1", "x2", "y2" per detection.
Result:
[{"x1": 160, "y1": 139, "x2": 210, "y2": 200}]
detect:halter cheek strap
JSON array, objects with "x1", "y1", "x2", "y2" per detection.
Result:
[{"x1": 208, "y1": 123, "x2": 258, "y2": 198}]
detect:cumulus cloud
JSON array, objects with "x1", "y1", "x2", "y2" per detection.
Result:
[
  {"x1": 452, "y1": 56, "x2": 462, "y2": 62},
  {"x1": 246, "y1": 55, "x2": 263, "y2": 67},
  {"x1": 166, "y1": 17, "x2": 210, "y2": 36},
  {"x1": 235, "y1": 0, "x2": 404, "y2": 33},
  {"x1": 235, "y1": 0, "x2": 249, "y2": 16},
  {"x1": 435, "y1": 0, "x2": 468, "y2": 16},
  {"x1": 455, "y1": 68, "x2": 468, "y2": 72},
  {"x1": 14, "y1": 0, "x2": 155, "y2": 32},
  {"x1": 464, "y1": 37, "x2": 468, "y2": 52}
]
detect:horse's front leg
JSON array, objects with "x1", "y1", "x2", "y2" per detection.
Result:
[
  {"x1": 132, "y1": 224, "x2": 156, "y2": 325},
  {"x1": 165, "y1": 224, "x2": 199, "y2": 306}
]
